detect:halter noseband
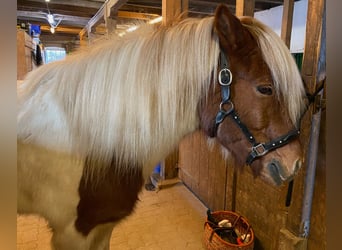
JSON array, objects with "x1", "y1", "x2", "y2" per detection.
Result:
[{"x1": 213, "y1": 51, "x2": 301, "y2": 165}]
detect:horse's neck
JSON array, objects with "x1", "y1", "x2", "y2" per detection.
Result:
[{"x1": 17, "y1": 78, "x2": 73, "y2": 154}]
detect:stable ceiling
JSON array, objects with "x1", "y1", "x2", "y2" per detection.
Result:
[{"x1": 17, "y1": 0, "x2": 287, "y2": 48}]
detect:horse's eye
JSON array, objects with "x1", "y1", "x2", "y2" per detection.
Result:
[{"x1": 257, "y1": 85, "x2": 273, "y2": 95}]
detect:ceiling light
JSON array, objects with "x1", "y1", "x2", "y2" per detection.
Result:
[
  {"x1": 50, "y1": 27, "x2": 55, "y2": 33},
  {"x1": 47, "y1": 14, "x2": 55, "y2": 25}
]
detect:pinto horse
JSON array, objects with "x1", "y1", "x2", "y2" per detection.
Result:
[{"x1": 17, "y1": 4, "x2": 306, "y2": 250}]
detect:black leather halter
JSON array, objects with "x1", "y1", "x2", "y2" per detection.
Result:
[{"x1": 213, "y1": 52, "x2": 301, "y2": 165}]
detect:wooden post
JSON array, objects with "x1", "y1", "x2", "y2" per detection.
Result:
[
  {"x1": 79, "y1": 35, "x2": 88, "y2": 49},
  {"x1": 105, "y1": 17, "x2": 116, "y2": 35},
  {"x1": 279, "y1": 0, "x2": 295, "y2": 232},
  {"x1": 159, "y1": 0, "x2": 189, "y2": 179},
  {"x1": 231, "y1": 0, "x2": 255, "y2": 212},
  {"x1": 281, "y1": 0, "x2": 325, "y2": 248},
  {"x1": 182, "y1": 0, "x2": 189, "y2": 18},
  {"x1": 298, "y1": 0, "x2": 325, "y2": 143},
  {"x1": 301, "y1": 0, "x2": 325, "y2": 89},
  {"x1": 281, "y1": 0, "x2": 295, "y2": 48},
  {"x1": 235, "y1": 0, "x2": 255, "y2": 17},
  {"x1": 299, "y1": 0, "x2": 325, "y2": 237},
  {"x1": 162, "y1": 0, "x2": 188, "y2": 25}
]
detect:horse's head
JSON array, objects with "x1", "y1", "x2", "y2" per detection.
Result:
[{"x1": 199, "y1": 5, "x2": 306, "y2": 186}]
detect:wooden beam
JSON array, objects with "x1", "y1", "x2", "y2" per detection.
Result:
[
  {"x1": 18, "y1": 0, "x2": 103, "y2": 9},
  {"x1": 105, "y1": 0, "x2": 129, "y2": 17},
  {"x1": 79, "y1": 4, "x2": 105, "y2": 38},
  {"x1": 162, "y1": 0, "x2": 180, "y2": 25},
  {"x1": 182, "y1": 0, "x2": 189, "y2": 18},
  {"x1": 162, "y1": 0, "x2": 188, "y2": 25},
  {"x1": 40, "y1": 25, "x2": 82, "y2": 34},
  {"x1": 117, "y1": 11, "x2": 160, "y2": 20},
  {"x1": 17, "y1": 10, "x2": 90, "y2": 27},
  {"x1": 301, "y1": 0, "x2": 325, "y2": 90},
  {"x1": 160, "y1": 0, "x2": 189, "y2": 179},
  {"x1": 281, "y1": 0, "x2": 295, "y2": 48},
  {"x1": 79, "y1": 0, "x2": 127, "y2": 39},
  {"x1": 236, "y1": 0, "x2": 255, "y2": 17}
]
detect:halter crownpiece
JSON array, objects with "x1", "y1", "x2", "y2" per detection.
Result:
[
  {"x1": 214, "y1": 51, "x2": 301, "y2": 165},
  {"x1": 214, "y1": 52, "x2": 234, "y2": 126}
]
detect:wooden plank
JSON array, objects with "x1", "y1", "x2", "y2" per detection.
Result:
[
  {"x1": 298, "y1": 0, "x2": 325, "y2": 153},
  {"x1": 162, "y1": 0, "x2": 180, "y2": 25},
  {"x1": 198, "y1": 131, "x2": 209, "y2": 205},
  {"x1": 17, "y1": 30, "x2": 28, "y2": 80},
  {"x1": 278, "y1": 0, "x2": 297, "y2": 240},
  {"x1": 117, "y1": 11, "x2": 160, "y2": 20},
  {"x1": 206, "y1": 137, "x2": 227, "y2": 211},
  {"x1": 191, "y1": 132, "x2": 202, "y2": 195},
  {"x1": 235, "y1": 170, "x2": 284, "y2": 249},
  {"x1": 19, "y1": 0, "x2": 102, "y2": 9},
  {"x1": 178, "y1": 130, "x2": 227, "y2": 210},
  {"x1": 40, "y1": 25, "x2": 82, "y2": 34},
  {"x1": 162, "y1": 0, "x2": 188, "y2": 25},
  {"x1": 236, "y1": 0, "x2": 255, "y2": 17},
  {"x1": 164, "y1": 148, "x2": 179, "y2": 179},
  {"x1": 281, "y1": 0, "x2": 295, "y2": 48},
  {"x1": 79, "y1": 0, "x2": 127, "y2": 39},
  {"x1": 286, "y1": 1, "x2": 326, "y2": 247},
  {"x1": 160, "y1": 0, "x2": 188, "y2": 178},
  {"x1": 182, "y1": 0, "x2": 189, "y2": 18},
  {"x1": 301, "y1": 0, "x2": 325, "y2": 85},
  {"x1": 17, "y1": 30, "x2": 34, "y2": 80},
  {"x1": 178, "y1": 133, "x2": 195, "y2": 191}
]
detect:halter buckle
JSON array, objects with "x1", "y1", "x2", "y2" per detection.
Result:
[
  {"x1": 252, "y1": 143, "x2": 268, "y2": 157},
  {"x1": 218, "y1": 68, "x2": 232, "y2": 86}
]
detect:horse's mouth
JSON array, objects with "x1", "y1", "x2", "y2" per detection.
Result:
[{"x1": 267, "y1": 159, "x2": 301, "y2": 186}]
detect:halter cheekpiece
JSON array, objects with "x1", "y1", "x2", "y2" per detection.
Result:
[{"x1": 213, "y1": 51, "x2": 301, "y2": 165}]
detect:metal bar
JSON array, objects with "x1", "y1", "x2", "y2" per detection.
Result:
[
  {"x1": 300, "y1": 102, "x2": 322, "y2": 238},
  {"x1": 300, "y1": 0, "x2": 326, "y2": 239}
]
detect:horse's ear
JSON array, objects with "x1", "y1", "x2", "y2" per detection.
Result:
[{"x1": 214, "y1": 4, "x2": 248, "y2": 54}]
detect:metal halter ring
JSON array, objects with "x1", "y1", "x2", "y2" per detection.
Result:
[
  {"x1": 218, "y1": 68, "x2": 232, "y2": 86},
  {"x1": 219, "y1": 100, "x2": 234, "y2": 115}
]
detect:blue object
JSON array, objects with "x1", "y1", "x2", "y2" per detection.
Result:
[
  {"x1": 30, "y1": 24, "x2": 41, "y2": 36},
  {"x1": 153, "y1": 163, "x2": 161, "y2": 174}
]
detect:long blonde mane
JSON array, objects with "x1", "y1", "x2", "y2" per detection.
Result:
[
  {"x1": 19, "y1": 16, "x2": 220, "y2": 178},
  {"x1": 18, "y1": 15, "x2": 305, "y2": 180}
]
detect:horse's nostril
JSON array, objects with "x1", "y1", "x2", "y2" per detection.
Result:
[
  {"x1": 294, "y1": 159, "x2": 302, "y2": 173},
  {"x1": 267, "y1": 161, "x2": 282, "y2": 186},
  {"x1": 268, "y1": 159, "x2": 301, "y2": 185}
]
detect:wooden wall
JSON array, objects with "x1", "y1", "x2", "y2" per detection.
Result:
[
  {"x1": 17, "y1": 30, "x2": 35, "y2": 80},
  {"x1": 178, "y1": 0, "x2": 326, "y2": 249},
  {"x1": 179, "y1": 120, "x2": 325, "y2": 250},
  {"x1": 179, "y1": 131, "x2": 228, "y2": 211}
]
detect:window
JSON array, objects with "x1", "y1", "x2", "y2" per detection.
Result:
[{"x1": 44, "y1": 47, "x2": 66, "y2": 63}]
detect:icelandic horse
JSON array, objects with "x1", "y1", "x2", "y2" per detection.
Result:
[{"x1": 17, "y1": 4, "x2": 306, "y2": 249}]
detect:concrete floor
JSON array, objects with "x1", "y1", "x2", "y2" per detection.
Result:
[{"x1": 17, "y1": 179, "x2": 208, "y2": 250}]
